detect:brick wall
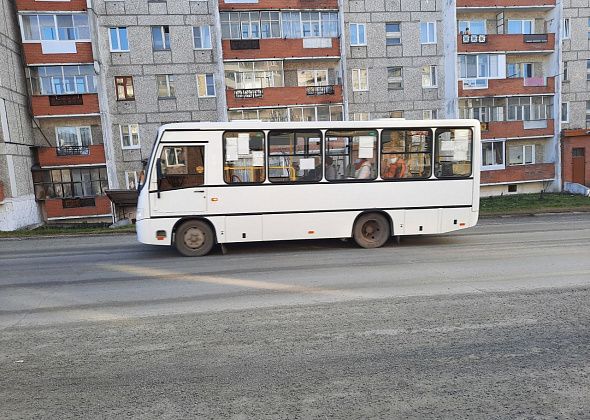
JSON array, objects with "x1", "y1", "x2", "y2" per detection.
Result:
[
  {"x1": 23, "y1": 43, "x2": 93, "y2": 65},
  {"x1": 31, "y1": 94, "x2": 100, "y2": 117},
  {"x1": 562, "y1": 132, "x2": 590, "y2": 186},
  {"x1": 222, "y1": 38, "x2": 340, "y2": 60},
  {"x1": 457, "y1": 0, "x2": 555, "y2": 6},
  {"x1": 45, "y1": 196, "x2": 112, "y2": 219},
  {"x1": 459, "y1": 77, "x2": 554, "y2": 97},
  {"x1": 458, "y1": 34, "x2": 555, "y2": 54},
  {"x1": 16, "y1": 0, "x2": 87, "y2": 11},
  {"x1": 227, "y1": 85, "x2": 343, "y2": 108},
  {"x1": 483, "y1": 120, "x2": 554, "y2": 140},
  {"x1": 219, "y1": 0, "x2": 338, "y2": 11},
  {"x1": 481, "y1": 163, "x2": 555, "y2": 184},
  {"x1": 37, "y1": 145, "x2": 106, "y2": 168}
]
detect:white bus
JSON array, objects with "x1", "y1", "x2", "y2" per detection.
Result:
[{"x1": 136, "y1": 120, "x2": 480, "y2": 256}]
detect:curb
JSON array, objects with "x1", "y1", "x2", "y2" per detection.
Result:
[
  {"x1": 479, "y1": 208, "x2": 590, "y2": 219},
  {"x1": 0, "y1": 231, "x2": 136, "y2": 241}
]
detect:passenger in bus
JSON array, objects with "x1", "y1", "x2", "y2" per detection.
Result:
[
  {"x1": 355, "y1": 158, "x2": 374, "y2": 179},
  {"x1": 325, "y1": 156, "x2": 337, "y2": 180},
  {"x1": 383, "y1": 156, "x2": 407, "y2": 179}
]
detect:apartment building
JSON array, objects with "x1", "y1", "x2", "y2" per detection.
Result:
[{"x1": 561, "y1": 0, "x2": 590, "y2": 188}]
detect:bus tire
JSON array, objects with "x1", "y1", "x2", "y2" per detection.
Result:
[
  {"x1": 352, "y1": 213, "x2": 390, "y2": 249},
  {"x1": 175, "y1": 220, "x2": 215, "y2": 257}
]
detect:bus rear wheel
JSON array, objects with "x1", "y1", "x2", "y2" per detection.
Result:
[
  {"x1": 353, "y1": 213, "x2": 390, "y2": 249},
  {"x1": 175, "y1": 220, "x2": 215, "y2": 257}
]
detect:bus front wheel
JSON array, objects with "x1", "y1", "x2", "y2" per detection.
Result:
[
  {"x1": 175, "y1": 220, "x2": 215, "y2": 257},
  {"x1": 353, "y1": 213, "x2": 390, "y2": 249}
]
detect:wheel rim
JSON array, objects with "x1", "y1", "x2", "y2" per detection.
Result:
[
  {"x1": 361, "y1": 219, "x2": 382, "y2": 243},
  {"x1": 184, "y1": 227, "x2": 205, "y2": 250}
]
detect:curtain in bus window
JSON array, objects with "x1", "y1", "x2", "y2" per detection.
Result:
[
  {"x1": 158, "y1": 146, "x2": 205, "y2": 190},
  {"x1": 381, "y1": 129, "x2": 432, "y2": 179},
  {"x1": 325, "y1": 130, "x2": 377, "y2": 181},
  {"x1": 223, "y1": 131, "x2": 265, "y2": 184},
  {"x1": 268, "y1": 130, "x2": 322, "y2": 183},
  {"x1": 434, "y1": 129, "x2": 472, "y2": 178}
]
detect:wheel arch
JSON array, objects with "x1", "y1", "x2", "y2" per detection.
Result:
[
  {"x1": 352, "y1": 210, "x2": 394, "y2": 237},
  {"x1": 172, "y1": 217, "x2": 218, "y2": 245}
]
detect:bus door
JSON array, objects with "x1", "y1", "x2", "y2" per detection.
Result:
[{"x1": 150, "y1": 144, "x2": 208, "y2": 215}]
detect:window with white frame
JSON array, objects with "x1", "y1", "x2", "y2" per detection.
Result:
[
  {"x1": 224, "y1": 60, "x2": 283, "y2": 89},
  {"x1": 56, "y1": 126, "x2": 92, "y2": 147},
  {"x1": 386, "y1": 22, "x2": 401, "y2": 45},
  {"x1": 193, "y1": 26, "x2": 212, "y2": 49},
  {"x1": 561, "y1": 102, "x2": 569, "y2": 123},
  {"x1": 109, "y1": 27, "x2": 129, "y2": 52},
  {"x1": 458, "y1": 20, "x2": 486, "y2": 35},
  {"x1": 420, "y1": 21, "x2": 436, "y2": 44},
  {"x1": 588, "y1": 18, "x2": 590, "y2": 39},
  {"x1": 297, "y1": 69, "x2": 328, "y2": 87},
  {"x1": 260, "y1": 11, "x2": 281, "y2": 38},
  {"x1": 321, "y1": 12, "x2": 339, "y2": 38},
  {"x1": 507, "y1": 20, "x2": 534, "y2": 34},
  {"x1": 563, "y1": 61, "x2": 568, "y2": 81},
  {"x1": 422, "y1": 65, "x2": 437, "y2": 88},
  {"x1": 156, "y1": 74, "x2": 175, "y2": 98},
  {"x1": 221, "y1": 12, "x2": 242, "y2": 39},
  {"x1": 387, "y1": 66, "x2": 403, "y2": 89},
  {"x1": 352, "y1": 112, "x2": 370, "y2": 121},
  {"x1": 197, "y1": 73, "x2": 215, "y2": 97},
  {"x1": 352, "y1": 68, "x2": 368, "y2": 91},
  {"x1": 164, "y1": 147, "x2": 185, "y2": 167},
  {"x1": 28, "y1": 65, "x2": 96, "y2": 95},
  {"x1": 151, "y1": 26, "x2": 170, "y2": 50},
  {"x1": 460, "y1": 54, "x2": 502, "y2": 79},
  {"x1": 281, "y1": 11, "x2": 301, "y2": 38},
  {"x1": 586, "y1": 100, "x2": 590, "y2": 127},
  {"x1": 301, "y1": 12, "x2": 321, "y2": 37},
  {"x1": 507, "y1": 62, "x2": 533, "y2": 78},
  {"x1": 350, "y1": 23, "x2": 366, "y2": 46},
  {"x1": 120, "y1": 124, "x2": 140, "y2": 149},
  {"x1": 240, "y1": 11, "x2": 261, "y2": 39},
  {"x1": 563, "y1": 18, "x2": 570, "y2": 39},
  {"x1": 20, "y1": 14, "x2": 90, "y2": 41},
  {"x1": 423, "y1": 109, "x2": 438, "y2": 120},
  {"x1": 587, "y1": 60, "x2": 590, "y2": 80},
  {"x1": 507, "y1": 96, "x2": 552, "y2": 121},
  {"x1": 125, "y1": 171, "x2": 138, "y2": 190},
  {"x1": 482, "y1": 141, "x2": 504, "y2": 169},
  {"x1": 508, "y1": 144, "x2": 535, "y2": 165}
]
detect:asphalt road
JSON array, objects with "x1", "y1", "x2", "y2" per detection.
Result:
[{"x1": 1, "y1": 213, "x2": 590, "y2": 418}]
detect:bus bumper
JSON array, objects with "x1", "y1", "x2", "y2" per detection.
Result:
[{"x1": 136, "y1": 218, "x2": 178, "y2": 246}]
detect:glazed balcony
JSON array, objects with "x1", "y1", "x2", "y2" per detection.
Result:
[
  {"x1": 458, "y1": 33, "x2": 555, "y2": 54},
  {"x1": 31, "y1": 94, "x2": 99, "y2": 117},
  {"x1": 222, "y1": 38, "x2": 340, "y2": 60},
  {"x1": 457, "y1": 0, "x2": 555, "y2": 8},
  {"x1": 219, "y1": 0, "x2": 338, "y2": 11},
  {"x1": 37, "y1": 144, "x2": 106, "y2": 168},
  {"x1": 16, "y1": 0, "x2": 87, "y2": 11},
  {"x1": 459, "y1": 76, "x2": 555, "y2": 97},
  {"x1": 226, "y1": 85, "x2": 343, "y2": 109},
  {"x1": 45, "y1": 195, "x2": 112, "y2": 219},
  {"x1": 481, "y1": 163, "x2": 555, "y2": 184},
  {"x1": 22, "y1": 42, "x2": 93, "y2": 65},
  {"x1": 481, "y1": 119, "x2": 554, "y2": 139}
]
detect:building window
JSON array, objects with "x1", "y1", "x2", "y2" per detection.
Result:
[
  {"x1": 588, "y1": 18, "x2": 590, "y2": 39},
  {"x1": 389, "y1": 110, "x2": 404, "y2": 118},
  {"x1": 507, "y1": 20, "x2": 534, "y2": 34},
  {"x1": 563, "y1": 18, "x2": 570, "y2": 39},
  {"x1": 289, "y1": 105, "x2": 343, "y2": 122},
  {"x1": 120, "y1": 124, "x2": 140, "y2": 149},
  {"x1": 151, "y1": 26, "x2": 170, "y2": 50},
  {"x1": 586, "y1": 101, "x2": 590, "y2": 128},
  {"x1": 458, "y1": 20, "x2": 486, "y2": 35},
  {"x1": 33, "y1": 168, "x2": 108, "y2": 199},
  {"x1": 423, "y1": 110, "x2": 438, "y2": 120},
  {"x1": 301, "y1": 12, "x2": 321, "y2": 37},
  {"x1": 125, "y1": 171, "x2": 138, "y2": 190},
  {"x1": 56, "y1": 126, "x2": 92, "y2": 147},
  {"x1": 482, "y1": 141, "x2": 504, "y2": 170},
  {"x1": 281, "y1": 11, "x2": 302, "y2": 39},
  {"x1": 193, "y1": 26, "x2": 212, "y2": 49},
  {"x1": 562, "y1": 102, "x2": 569, "y2": 123},
  {"x1": 321, "y1": 12, "x2": 339, "y2": 38},
  {"x1": 115, "y1": 76, "x2": 134, "y2": 101},
  {"x1": 240, "y1": 11, "x2": 262, "y2": 39},
  {"x1": 350, "y1": 23, "x2": 366, "y2": 46},
  {"x1": 587, "y1": 60, "x2": 590, "y2": 81},
  {"x1": 422, "y1": 66, "x2": 437, "y2": 88},
  {"x1": 109, "y1": 27, "x2": 129, "y2": 52},
  {"x1": 260, "y1": 11, "x2": 281, "y2": 38},
  {"x1": 508, "y1": 144, "x2": 535, "y2": 165},
  {"x1": 20, "y1": 14, "x2": 90, "y2": 41},
  {"x1": 386, "y1": 22, "x2": 401, "y2": 45},
  {"x1": 387, "y1": 67, "x2": 403, "y2": 89},
  {"x1": 223, "y1": 131, "x2": 266, "y2": 184},
  {"x1": 563, "y1": 61, "x2": 568, "y2": 82},
  {"x1": 297, "y1": 69, "x2": 328, "y2": 87},
  {"x1": 420, "y1": 22, "x2": 436, "y2": 44},
  {"x1": 461, "y1": 55, "x2": 501, "y2": 79},
  {"x1": 156, "y1": 75, "x2": 175, "y2": 98},
  {"x1": 507, "y1": 62, "x2": 533, "y2": 79},
  {"x1": 225, "y1": 61, "x2": 283, "y2": 89},
  {"x1": 352, "y1": 112, "x2": 370, "y2": 121},
  {"x1": 352, "y1": 68, "x2": 368, "y2": 91},
  {"x1": 28, "y1": 65, "x2": 96, "y2": 95},
  {"x1": 197, "y1": 73, "x2": 216, "y2": 97}
]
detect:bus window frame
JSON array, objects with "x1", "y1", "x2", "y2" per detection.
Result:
[
  {"x1": 433, "y1": 127, "x2": 474, "y2": 179},
  {"x1": 222, "y1": 130, "x2": 267, "y2": 185},
  {"x1": 267, "y1": 129, "x2": 323, "y2": 184},
  {"x1": 380, "y1": 127, "x2": 434, "y2": 181},
  {"x1": 324, "y1": 128, "x2": 379, "y2": 183}
]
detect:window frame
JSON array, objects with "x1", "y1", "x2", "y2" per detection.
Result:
[
  {"x1": 115, "y1": 76, "x2": 134, "y2": 101},
  {"x1": 156, "y1": 74, "x2": 176, "y2": 99},
  {"x1": 324, "y1": 129, "x2": 378, "y2": 182},
  {"x1": 561, "y1": 101, "x2": 569, "y2": 123},
  {"x1": 433, "y1": 127, "x2": 473, "y2": 179},
  {"x1": 151, "y1": 25, "x2": 171, "y2": 51},
  {"x1": 422, "y1": 65, "x2": 437, "y2": 88},
  {"x1": 380, "y1": 128, "x2": 433, "y2": 181},
  {"x1": 420, "y1": 21, "x2": 437, "y2": 44},
  {"x1": 119, "y1": 123, "x2": 140, "y2": 150},
  {"x1": 125, "y1": 171, "x2": 138, "y2": 190},
  {"x1": 192, "y1": 25, "x2": 212, "y2": 49},
  {"x1": 19, "y1": 13, "x2": 90, "y2": 42},
  {"x1": 197, "y1": 73, "x2": 216, "y2": 97},
  {"x1": 352, "y1": 68, "x2": 369, "y2": 91},
  {"x1": 222, "y1": 131, "x2": 266, "y2": 184},
  {"x1": 508, "y1": 144, "x2": 536, "y2": 165},
  {"x1": 481, "y1": 140, "x2": 505, "y2": 171},
  {"x1": 55, "y1": 126, "x2": 93, "y2": 148},
  {"x1": 109, "y1": 27, "x2": 129, "y2": 52},
  {"x1": 267, "y1": 129, "x2": 323, "y2": 184},
  {"x1": 385, "y1": 22, "x2": 401, "y2": 46},
  {"x1": 387, "y1": 66, "x2": 403, "y2": 90},
  {"x1": 350, "y1": 23, "x2": 367, "y2": 46}
]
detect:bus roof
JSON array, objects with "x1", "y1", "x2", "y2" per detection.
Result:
[{"x1": 157, "y1": 119, "x2": 481, "y2": 136}]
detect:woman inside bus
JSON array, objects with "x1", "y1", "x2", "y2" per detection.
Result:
[
  {"x1": 355, "y1": 158, "x2": 374, "y2": 179},
  {"x1": 383, "y1": 156, "x2": 407, "y2": 179}
]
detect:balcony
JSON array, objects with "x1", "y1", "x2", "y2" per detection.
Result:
[
  {"x1": 457, "y1": 0, "x2": 555, "y2": 8},
  {"x1": 0, "y1": 182, "x2": 4, "y2": 203},
  {"x1": 481, "y1": 119, "x2": 554, "y2": 139},
  {"x1": 22, "y1": 42, "x2": 93, "y2": 65},
  {"x1": 219, "y1": 0, "x2": 338, "y2": 11},
  {"x1": 31, "y1": 94, "x2": 99, "y2": 117},
  {"x1": 226, "y1": 85, "x2": 342, "y2": 109},
  {"x1": 37, "y1": 144, "x2": 106, "y2": 167},
  {"x1": 481, "y1": 163, "x2": 555, "y2": 184},
  {"x1": 457, "y1": 33, "x2": 555, "y2": 54},
  {"x1": 16, "y1": 0, "x2": 87, "y2": 11},
  {"x1": 459, "y1": 76, "x2": 555, "y2": 97},
  {"x1": 45, "y1": 195, "x2": 112, "y2": 219},
  {"x1": 222, "y1": 38, "x2": 340, "y2": 60}
]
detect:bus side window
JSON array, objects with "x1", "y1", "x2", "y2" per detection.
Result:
[
  {"x1": 325, "y1": 129, "x2": 377, "y2": 181},
  {"x1": 223, "y1": 131, "x2": 265, "y2": 184},
  {"x1": 381, "y1": 129, "x2": 432, "y2": 180},
  {"x1": 158, "y1": 146, "x2": 205, "y2": 190},
  {"x1": 434, "y1": 129, "x2": 472, "y2": 178},
  {"x1": 268, "y1": 130, "x2": 322, "y2": 183}
]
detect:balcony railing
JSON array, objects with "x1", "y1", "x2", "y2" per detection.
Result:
[
  {"x1": 62, "y1": 197, "x2": 96, "y2": 208},
  {"x1": 306, "y1": 85, "x2": 335, "y2": 96},
  {"x1": 230, "y1": 39, "x2": 260, "y2": 50},
  {"x1": 234, "y1": 88, "x2": 264, "y2": 99},
  {"x1": 56, "y1": 145, "x2": 90, "y2": 156}
]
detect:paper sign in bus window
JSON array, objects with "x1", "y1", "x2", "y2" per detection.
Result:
[
  {"x1": 252, "y1": 151, "x2": 264, "y2": 167},
  {"x1": 238, "y1": 133, "x2": 250, "y2": 155},
  {"x1": 358, "y1": 136, "x2": 375, "y2": 158},
  {"x1": 299, "y1": 157, "x2": 315, "y2": 170},
  {"x1": 226, "y1": 137, "x2": 238, "y2": 162}
]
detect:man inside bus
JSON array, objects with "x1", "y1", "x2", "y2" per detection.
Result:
[
  {"x1": 355, "y1": 158, "x2": 374, "y2": 179},
  {"x1": 325, "y1": 156, "x2": 338, "y2": 180}
]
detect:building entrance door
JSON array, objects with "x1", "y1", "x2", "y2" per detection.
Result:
[{"x1": 572, "y1": 148, "x2": 586, "y2": 185}]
